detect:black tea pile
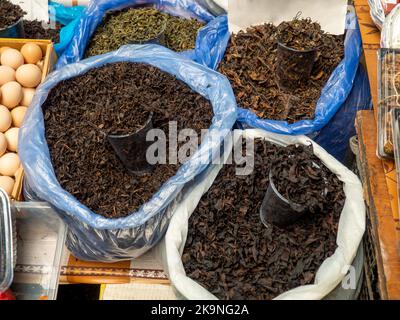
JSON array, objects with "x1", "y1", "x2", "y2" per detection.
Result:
[
  {"x1": 277, "y1": 18, "x2": 323, "y2": 51},
  {"x1": 270, "y1": 144, "x2": 345, "y2": 214},
  {"x1": 23, "y1": 20, "x2": 62, "y2": 42},
  {"x1": 43, "y1": 62, "x2": 213, "y2": 218},
  {"x1": 85, "y1": 8, "x2": 204, "y2": 57},
  {"x1": 183, "y1": 140, "x2": 345, "y2": 300},
  {"x1": 0, "y1": 0, "x2": 25, "y2": 29},
  {"x1": 219, "y1": 18, "x2": 344, "y2": 123}
]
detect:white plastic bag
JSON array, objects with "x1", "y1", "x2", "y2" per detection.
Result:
[
  {"x1": 368, "y1": 0, "x2": 400, "y2": 29},
  {"x1": 368, "y1": 0, "x2": 386, "y2": 29},
  {"x1": 381, "y1": 0, "x2": 400, "y2": 14},
  {"x1": 161, "y1": 129, "x2": 366, "y2": 300},
  {"x1": 381, "y1": 4, "x2": 400, "y2": 48},
  {"x1": 214, "y1": 0, "x2": 227, "y2": 11}
]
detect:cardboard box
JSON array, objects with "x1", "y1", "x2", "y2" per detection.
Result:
[{"x1": 0, "y1": 38, "x2": 56, "y2": 200}]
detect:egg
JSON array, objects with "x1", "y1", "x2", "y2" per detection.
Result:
[
  {"x1": 5, "y1": 128, "x2": 18, "y2": 152},
  {"x1": 0, "y1": 133, "x2": 6, "y2": 157},
  {"x1": 1, "y1": 81, "x2": 22, "y2": 109},
  {"x1": 0, "y1": 47, "x2": 11, "y2": 55},
  {"x1": 0, "y1": 105, "x2": 11, "y2": 132},
  {"x1": 0, "y1": 66, "x2": 16, "y2": 86},
  {"x1": 16, "y1": 64, "x2": 42, "y2": 88},
  {"x1": 0, "y1": 176, "x2": 14, "y2": 196},
  {"x1": 1, "y1": 49, "x2": 24, "y2": 70},
  {"x1": 20, "y1": 43, "x2": 43, "y2": 64},
  {"x1": 11, "y1": 107, "x2": 27, "y2": 128},
  {"x1": 20, "y1": 87, "x2": 35, "y2": 107},
  {"x1": 0, "y1": 153, "x2": 20, "y2": 176}
]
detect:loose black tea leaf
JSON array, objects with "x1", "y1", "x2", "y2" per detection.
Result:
[
  {"x1": 270, "y1": 144, "x2": 345, "y2": 215},
  {"x1": 23, "y1": 20, "x2": 61, "y2": 42},
  {"x1": 85, "y1": 8, "x2": 204, "y2": 57},
  {"x1": 277, "y1": 18, "x2": 324, "y2": 51},
  {"x1": 218, "y1": 19, "x2": 344, "y2": 123},
  {"x1": 43, "y1": 62, "x2": 213, "y2": 218},
  {"x1": 183, "y1": 140, "x2": 345, "y2": 300},
  {"x1": 0, "y1": 0, "x2": 25, "y2": 29}
]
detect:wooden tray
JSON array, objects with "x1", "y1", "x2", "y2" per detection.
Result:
[{"x1": 0, "y1": 38, "x2": 57, "y2": 201}]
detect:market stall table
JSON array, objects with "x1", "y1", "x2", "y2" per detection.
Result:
[
  {"x1": 355, "y1": 0, "x2": 400, "y2": 300},
  {"x1": 59, "y1": 248, "x2": 169, "y2": 285},
  {"x1": 14, "y1": 0, "x2": 400, "y2": 299}
]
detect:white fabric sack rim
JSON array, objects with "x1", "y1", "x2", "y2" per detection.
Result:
[{"x1": 162, "y1": 129, "x2": 366, "y2": 300}]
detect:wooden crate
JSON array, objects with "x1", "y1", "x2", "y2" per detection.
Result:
[{"x1": 0, "y1": 38, "x2": 56, "y2": 201}]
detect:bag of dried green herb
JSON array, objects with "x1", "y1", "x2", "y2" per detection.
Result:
[{"x1": 56, "y1": 0, "x2": 229, "y2": 70}]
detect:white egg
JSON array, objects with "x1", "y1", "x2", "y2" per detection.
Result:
[
  {"x1": 11, "y1": 106, "x2": 27, "y2": 128},
  {"x1": 1, "y1": 49, "x2": 24, "y2": 70},
  {"x1": 1, "y1": 81, "x2": 22, "y2": 109},
  {"x1": 5, "y1": 127, "x2": 18, "y2": 152},
  {"x1": 0, "y1": 65, "x2": 16, "y2": 86},
  {"x1": 0, "y1": 133, "x2": 6, "y2": 157},
  {"x1": 0, "y1": 105, "x2": 11, "y2": 132},
  {"x1": 0, "y1": 176, "x2": 14, "y2": 196},
  {"x1": 0, "y1": 152, "x2": 20, "y2": 176},
  {"x1": 20, "y1": 87, "x2": 35, "y2": 107},
  {"x1": 16, "y1": 64, "x2": 42, "y2": 88}
]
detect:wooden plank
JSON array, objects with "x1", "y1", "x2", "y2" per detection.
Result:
[
  {"x1": 59, "y1": 250, "x2": 169, "y2": 285},
  {"x1": 356, "y1": 110, "x2": 400, "y2": 300},
  {"x1": 65, "y1": 256, "x2": 132, "y2": 284},
  {"x1": 354, "y1": 0, "x2": 370, "y2": 6},
  {"x1": 354, "y1": 2, "x2": 381, "y2": 46},
  {"x1": 364, "y1": 49, "x2": 378, "y2": 113},
  {"x1": 354, "y1": 2, "x2": 380, "y2": 119}
]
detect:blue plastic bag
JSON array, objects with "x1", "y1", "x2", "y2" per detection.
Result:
[
  {"x1": 19, "y1": 44, "x2": 237, "y2": 262},
  {"x1": 236, "y1": 13, "x2": 366, "y2": 159},
  {"x1": 314, "y1": 64, "x2": 372, "y2": 162},
  {"x1": 55, "y1": 0, "x2": 230, "y2": 70},
  {"x1": 48, "y1": 2, "x2": 85, "y2": 56}
]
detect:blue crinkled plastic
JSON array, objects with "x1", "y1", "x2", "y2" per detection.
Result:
[
  {"x1": 19, "y1": 44, "x2": 237, "y2": 261},
  {"x1": 55, "y1": 0, "x2": 230, "y2": 70},
  {"x1": 236, "y1": 13, "x2": 367, "y2": 158},
  {"x1": 314, "y1": 64, "x2": 372, "y2": 162},
  {"x1": 49, "y1": 2, "x2": 85, "y2": 56}
]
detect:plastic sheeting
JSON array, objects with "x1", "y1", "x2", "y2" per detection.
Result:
[
  {"x1": 55, "y1": 0, "x2": 230, "y2": 70},
  {"x1": 368, "y1": 0, "x2": 400, "y2": 30},
  {"x1": 314, "y1": 65, "x2": 372, "y2": 162},
  {"x1": 381, "y1": 4, "x2": 400, "y2": 48},
  {"x1": 368, "y1": 0, "x2": 386, "y2": 29},
  {"x1": 49, "y1": 1, "x2": 85, "y2": 56},
  {"x1": 19, "y1": 44, "x2": 237, "y2": 261},
  {"x1": 236, "y1": 13, "x2": 368, "y2": 159},
  {"x1": 196, "y1": 0, "x2": 227, "y2": 16},
  {"x1": 161, "y1": 129, "x2": 366, "y2": 300}
]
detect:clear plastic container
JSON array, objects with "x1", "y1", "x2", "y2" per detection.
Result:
[
  {"x1": 377, "y1": 48, "x2": 400, "y2": 159},
  {"x1": 0, "y1": 188, "x2": 14, "y2": 293},
  {"x1": 391, "y1": 108, "x2": 400, "y2": 219},
  {"x1": 276, "y1": 41, "x2": 318, "y2": 90},
  {"x1": 107, "y1": 112, "x2": 154, "y2": 173},
  {"x1": 259, "y1": 171, "x2": 305, "y2": 228},
  {"x1": 10, "y1": 202, "x2": 66, "y2": 300},
  {"x1": 0, "y1": 18, "x2": 25, "y2": 38}
]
